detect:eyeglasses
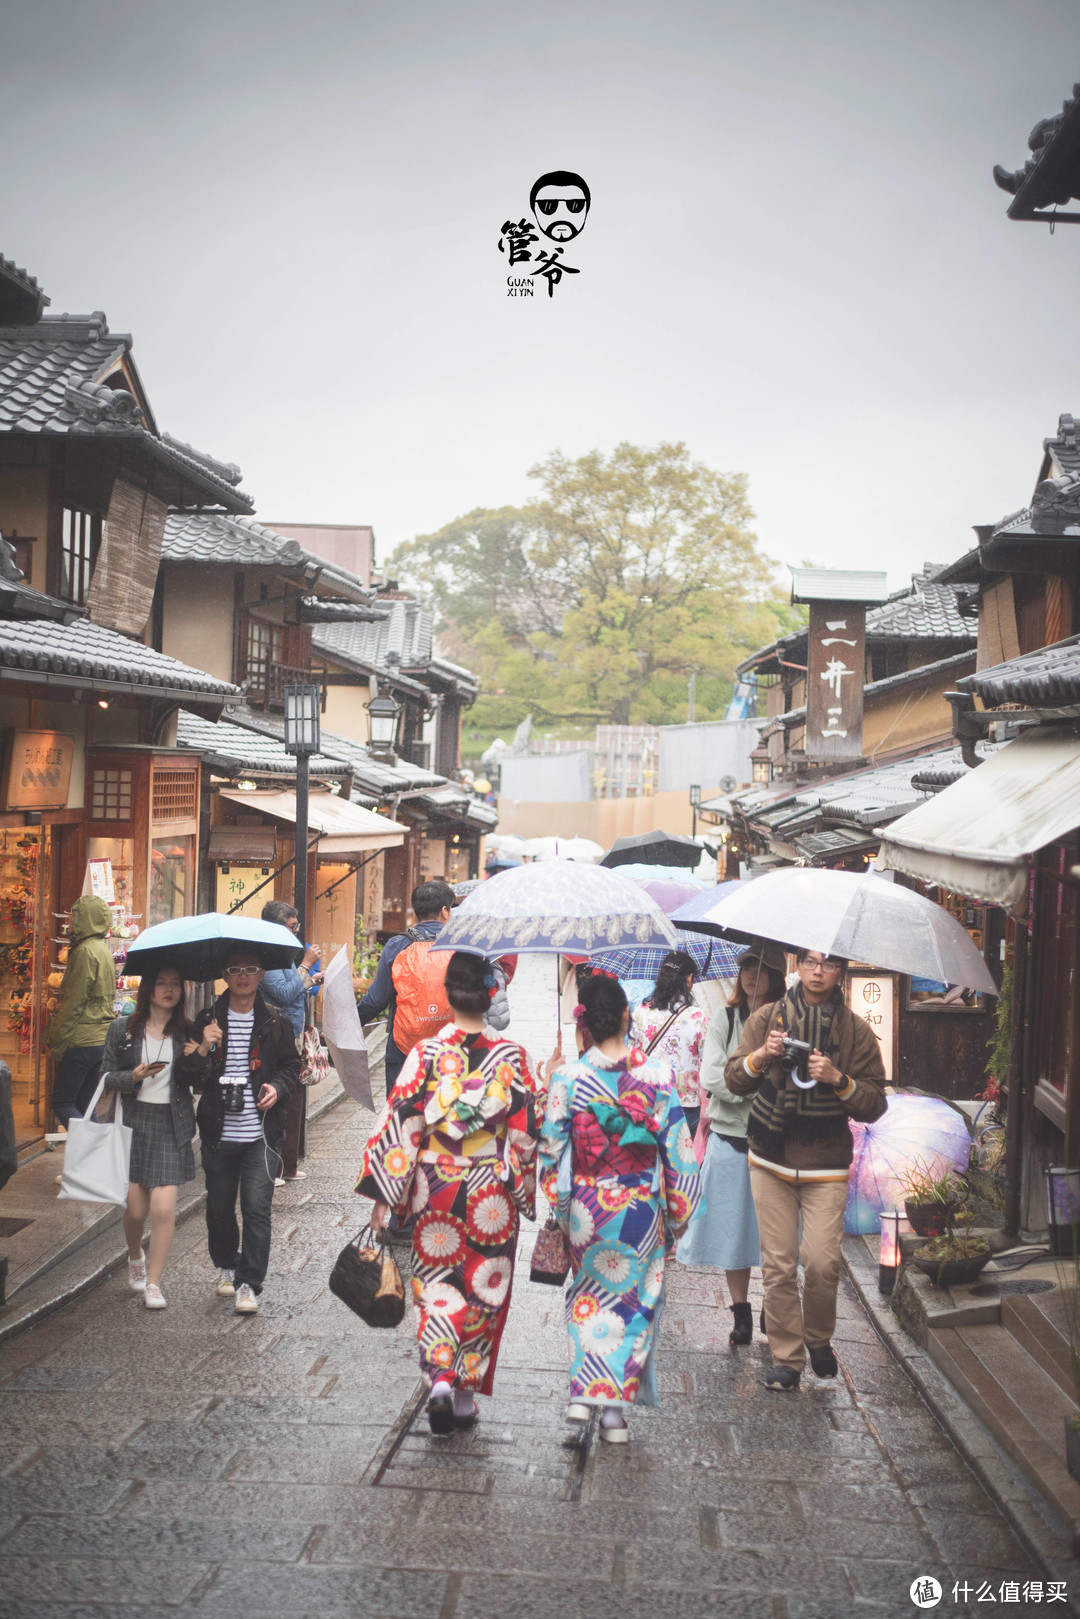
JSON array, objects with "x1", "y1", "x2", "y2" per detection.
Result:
[
  {"x1": 802, "y1": 957, "x2": 844, "y2": 973},
  {"x1": 224, "y1": 965, "x2": 262, "y2": 977}
]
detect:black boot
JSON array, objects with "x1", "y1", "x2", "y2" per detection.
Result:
[
  {"x1": 729, "y1": 1302, "x2": 753, "y2": 1345},
  {"x1": 759, "y1": 1307, "x2": 767, "y2": 1336}
]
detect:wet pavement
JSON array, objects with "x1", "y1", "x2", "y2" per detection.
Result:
[{"x1": 0, "y1": 958, "x2": 1052, "y2": 1618}]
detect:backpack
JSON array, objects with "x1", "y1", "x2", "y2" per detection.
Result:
[{"x1": 391, "y1": 930, "x2": 451, "y2": 1056}]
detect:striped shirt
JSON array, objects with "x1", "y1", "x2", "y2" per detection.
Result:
[{"x1": 219, "y1": 1008, "x2": 261, "y2": 1143}]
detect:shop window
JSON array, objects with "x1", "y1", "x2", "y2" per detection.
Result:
[
  {"x1": 149, "y1": 836, "x2": 192, "y2": 926},
  {"x1": 906, "y1": 886, "x2": 989, "y2": 1012},
  {"x1": 152, "y1": 769, "x2": 197, "y2": 823},
  {"x1": 91, "y1": 767, "x2": 132, "y2": 821},
  {"x1": 60, "y1": 508, "x2": 100, "y2": 606}
]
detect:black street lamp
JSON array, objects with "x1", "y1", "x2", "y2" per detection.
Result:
[
  {"x1": 283, "y1": 685, "x2": 321, "y2": 939},
  {"x1": 366, "y1": 692, "x2": 402, "y2": 758},
  {"x1": 689, "y1": 782, "x2": 701, "y2": 840}
]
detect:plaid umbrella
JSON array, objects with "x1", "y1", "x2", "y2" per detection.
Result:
[{"x1": 590, "y1": 936, "x2": 745, "y2": 981}]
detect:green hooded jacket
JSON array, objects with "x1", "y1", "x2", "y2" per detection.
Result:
[{"x1": 45, "y1": 895, "x2": 117, "y2": 1059}]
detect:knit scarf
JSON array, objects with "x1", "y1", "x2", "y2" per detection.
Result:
[{"x1": 746, "y1": 983, "x2": 846, "y2": 1162}]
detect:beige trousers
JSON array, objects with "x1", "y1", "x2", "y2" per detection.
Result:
[{"x1": 749, "y1": 1166, "x2": 849, "y2": 1371}]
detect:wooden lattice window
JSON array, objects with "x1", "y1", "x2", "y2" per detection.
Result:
[
  {"x1": 91, "y1": 767, "x2": 132, "y2": 820},
  {"x1": 152, "y1": 769, "x2": 198, "y2": 823}
]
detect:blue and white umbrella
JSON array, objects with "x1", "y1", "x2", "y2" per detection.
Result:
[
  {"x1": 429, "y1": 861, "x2": 678, "y2": 958},
  {"x1": 124, "y1": 913, "x2": 302, "y2": 982},
  {"x1": 591, "y1": 935, "x2": 745, "y2": 982}
]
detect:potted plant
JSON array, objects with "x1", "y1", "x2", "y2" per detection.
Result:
[
  {"x1": 910, "y1": 1225, "x2": 993, "y2": 1289},
  {"x1": 900, "y1": 1158, "x2": 966, "y2": 1236}
]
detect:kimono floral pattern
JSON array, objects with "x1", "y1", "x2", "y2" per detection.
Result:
[
  {"x1": 539, "y1": 1050, "x2": 701, "y2": 1407},
  {"x1": 630, "y1": 1002, "x2": 709, "y2": 1108},
  {"x1": 357, "y1": 1025, "x2": 543, "y2": 1394}
]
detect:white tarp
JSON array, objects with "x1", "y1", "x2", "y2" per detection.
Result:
[
  {"x1": 320, "y1": 945, "x2": 374, "y2": 1110},
  {"x1": 217, "y1": 788, "x2": 407, "y2": 855},
  {"x1": 877, "y1": 727, "x2": 1080, "y2": 912}
]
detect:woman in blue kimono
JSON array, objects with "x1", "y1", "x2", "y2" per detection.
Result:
[{"x1": 539, "y1": 973, "x2": 701, "y2": 1443}]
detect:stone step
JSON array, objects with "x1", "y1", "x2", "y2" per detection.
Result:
[
  {"x1": 929, "y1": 1318, "x2": 1080, "y2": 1547},
  {"x1": 1003, "y1": 1290, "x2": 1075, "y2": 1400}
]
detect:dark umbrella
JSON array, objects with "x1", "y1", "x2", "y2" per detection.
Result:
[
  {"x1": 600, "y1": 831, "x2": 703, "y2": 870},
  {"x1": 124, "y1": 914, "x2": 302, "y2": 983}
]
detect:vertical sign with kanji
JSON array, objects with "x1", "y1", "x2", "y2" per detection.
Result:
[{"x1": 805, "y1": 602, "x2": 866, "y2": 762}]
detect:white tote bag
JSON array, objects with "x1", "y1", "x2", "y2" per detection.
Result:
[{"x1": 57, "y1": 1073, "x2": 132, "y2": 1205}]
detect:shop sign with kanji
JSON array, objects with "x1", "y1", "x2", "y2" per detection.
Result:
[{"x1": 2, "y1": 730, "x2": 76, "y2": 811}]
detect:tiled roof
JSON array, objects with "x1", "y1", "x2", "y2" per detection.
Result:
[
  {"x1": 0, "y1": 313, "x2": 253, "y2": 512},
  {"x1": 313, "y1": 599, "x2": 434, "y2": 678},
  {"x1": 0, "y1": 256, "x2": 49, "y2": 324},
  {"x1": 162, "y1": 513, "x2": 373, "y2": 605},
  {"x1": 958, "y1": 636, "x2": 1080, "y2": 709},
  {"x1": 208, "y1": 708, "x2": 446, "y2": 797},
  {"x1": 0, "y1": 615, "x2": 240, "y2": 700},
  {"x1": 990, "y1": 472, "x2": 1080, "y2": 541},
  {"x1": 993, "y1": 84, "x2": 1080, "y2": 219},
  {"x1": 1044, "y1": 413, "x2": 1080, "y2": 478},
  {"x1": 865, "y1": 567, "x2": 975, "y2": 642},
  {"x1": 175, "y1": 710, "x2": 355, "y2": 781}
]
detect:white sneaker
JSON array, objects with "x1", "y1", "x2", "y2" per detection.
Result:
[
  {"x1": 144, "y1": 1282, "x2": 167, "y2": 1310},
  {"x1": 234, "y1": 1282, "x2": 259, "y2": 1314},
  {"x1": 215, "y1": 1268, "x2": 236, "y2": 1297},
  {"x1": 128, "y1": 1258, "x2": 147, "y2": 1292}
]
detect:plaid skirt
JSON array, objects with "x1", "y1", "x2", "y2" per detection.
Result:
[{"x1": 129, "y1": 1102, "x2": 196, "y2": 1189}]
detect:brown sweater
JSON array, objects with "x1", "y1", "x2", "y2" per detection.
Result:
[{"x1": 725, "y1": 999, "x2": 887, "y2": 1179}]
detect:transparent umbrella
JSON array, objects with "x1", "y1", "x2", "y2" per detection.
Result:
[
  {"x1": 429, "y1": 861, "x2": 677, "y2": 957},
  {"x1": 680, "y1": 868, "x2": 997, "y2": 994}
]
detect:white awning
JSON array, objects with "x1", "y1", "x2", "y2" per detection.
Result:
[
  {"x1": 217, "y1": 789, "x2": 407, "y2": 857},
  {"x1": 877, "y1": 727, "x2": 1080, "y2": 912}
]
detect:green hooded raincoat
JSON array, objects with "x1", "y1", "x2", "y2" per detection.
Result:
[{"x1": 45, "y1": 895, "x2": 117, "y2": 1059}]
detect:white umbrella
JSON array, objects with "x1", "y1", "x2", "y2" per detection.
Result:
[
  {"x1": 691, "y1": 868, "x2": 997, "y2": 995},
  {"x1": 430, "y1": 861, "x2": 678, "y2": 956},
  {"x1": 523, "y1": 836, "x2": 603, "y2": 861}
]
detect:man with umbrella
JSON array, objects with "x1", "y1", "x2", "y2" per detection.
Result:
[
  {"x1": 726, "y1": 950, "x2": 886, "y2": 1391},
  {"x1": 179, "y1": 948, "x2": 300, "y2": 1314}
]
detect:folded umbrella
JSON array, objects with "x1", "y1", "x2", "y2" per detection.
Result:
[
  {"x1": 600, "y1": 831, "x2": 703, "y2": 869},
  {"x1": 124, "y1": 913, "x2": 302, "y2": 982},
  {"x1": 675, "y1": 868, "x2": 997, "y2": 995},
  {"x1": 429, "y1": 861, "x2": 678, "y2": 957}
]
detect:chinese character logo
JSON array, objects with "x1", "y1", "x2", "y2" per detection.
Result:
[
  {"x1": 499, "y1": 170, "x2": 591, "y2": 299},
  {"x1": 909, "y1": 1576, "x2": 942, "y2": 1609}
]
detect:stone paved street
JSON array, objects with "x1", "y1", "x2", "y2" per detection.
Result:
[{"x1": 0, "y1": 960, "x2": 1048, "y2": 1618}]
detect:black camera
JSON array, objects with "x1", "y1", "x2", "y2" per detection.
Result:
[
  {"x1": 780, "y1": 1037, "x2": 811, "y2": 1064},
  {"x1": 221, "y1": 1080, "x2": 247, "y2": 1114}
]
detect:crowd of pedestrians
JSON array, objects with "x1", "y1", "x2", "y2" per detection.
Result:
[{"x1": 62, "y1": 874, "x2": 887, "y2": 1439}]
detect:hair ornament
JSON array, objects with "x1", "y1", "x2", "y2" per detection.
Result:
[{"x1": 571, "y1": 1002, "x2": 587, "y2": 1025}]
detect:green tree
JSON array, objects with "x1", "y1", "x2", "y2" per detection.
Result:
[{"x1": 392, "y1": 441, "x2": 787, "y2": 728}]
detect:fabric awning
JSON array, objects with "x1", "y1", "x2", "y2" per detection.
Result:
[
  {"x1": 877, "y1": 727, "x2": 1080, "y2": 912},
  {"x1": 217, "y1": 788, "x2": 407, "y2": 857},
  {"x1": 207, "y1": 826, "x2": 278, "y2": 864}
]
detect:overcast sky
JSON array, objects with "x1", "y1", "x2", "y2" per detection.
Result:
[{"x1": 2, "y1": 2, "x2": 1076, "y2": 592}]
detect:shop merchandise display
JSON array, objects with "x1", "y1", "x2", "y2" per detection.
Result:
[{"x1": 0, "y1": 828, "x2": 48, "y2": 1133}]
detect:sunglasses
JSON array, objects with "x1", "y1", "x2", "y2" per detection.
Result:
[
  {"x1": 224, "y1": 964, "x2": 262, "y2": 977},
  {"x1": 537, "y1": 198, "x2": 586, "y2": 215}
]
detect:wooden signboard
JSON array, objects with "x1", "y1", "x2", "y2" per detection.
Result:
[
  {"x1": 805, "y1": 602, "x2": 866, "y2": 763},
  {"x1": 86, "y1": 479, "x2": 167, "y2": 638},
  {"x1": 2, "y1": 730, "x2": 76, "y2": 811},
  {"x1": 847, "y1": 971, "x2": 895, "y2": 1083}
]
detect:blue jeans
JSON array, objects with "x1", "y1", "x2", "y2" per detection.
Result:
[
  {"x1": 201, "y1": 1138, "x2": 276, "y2": 1293},
  {"x1": 52, "y1": 1044, "x2": 105, "y2": 1128}
]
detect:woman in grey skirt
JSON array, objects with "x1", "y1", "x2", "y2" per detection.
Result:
[
  {"x1": 100, "y1": 962, "x2": 195, "y2": 1310},
  {"x1": 678, "y1": 944, "x2": 787, "y2": 1345}
]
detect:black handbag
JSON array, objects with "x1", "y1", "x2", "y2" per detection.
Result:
[{"x1": 329, "y1": 1224, "x2": 406, "y2": 1327}]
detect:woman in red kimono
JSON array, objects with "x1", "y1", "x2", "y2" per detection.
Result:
[{"x1": 357, "y1": 951, "x2": 556, "y2": 1436}]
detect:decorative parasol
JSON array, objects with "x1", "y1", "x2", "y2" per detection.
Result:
[
  {"x1": 429, "y1": 861, "x2": 677, "y2": 958},
  {"x1": 844, "y1": 1093, "x2": 972, "y2": 1235}
]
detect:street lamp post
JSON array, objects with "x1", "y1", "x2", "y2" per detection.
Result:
[
  {"x1": 689, "y1": 782, "x2": 701, "y2": 840},
  {"x1": 283, "y1": 685, "x2": 321, "y2": 939}
]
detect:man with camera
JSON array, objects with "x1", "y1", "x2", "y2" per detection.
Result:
[
  {"x1": 726, "y1": 948, "x2": 886, "y2": 1391},
  {"x1": 181, "y1": 951, "x2": 299, "y2": 1314}
]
